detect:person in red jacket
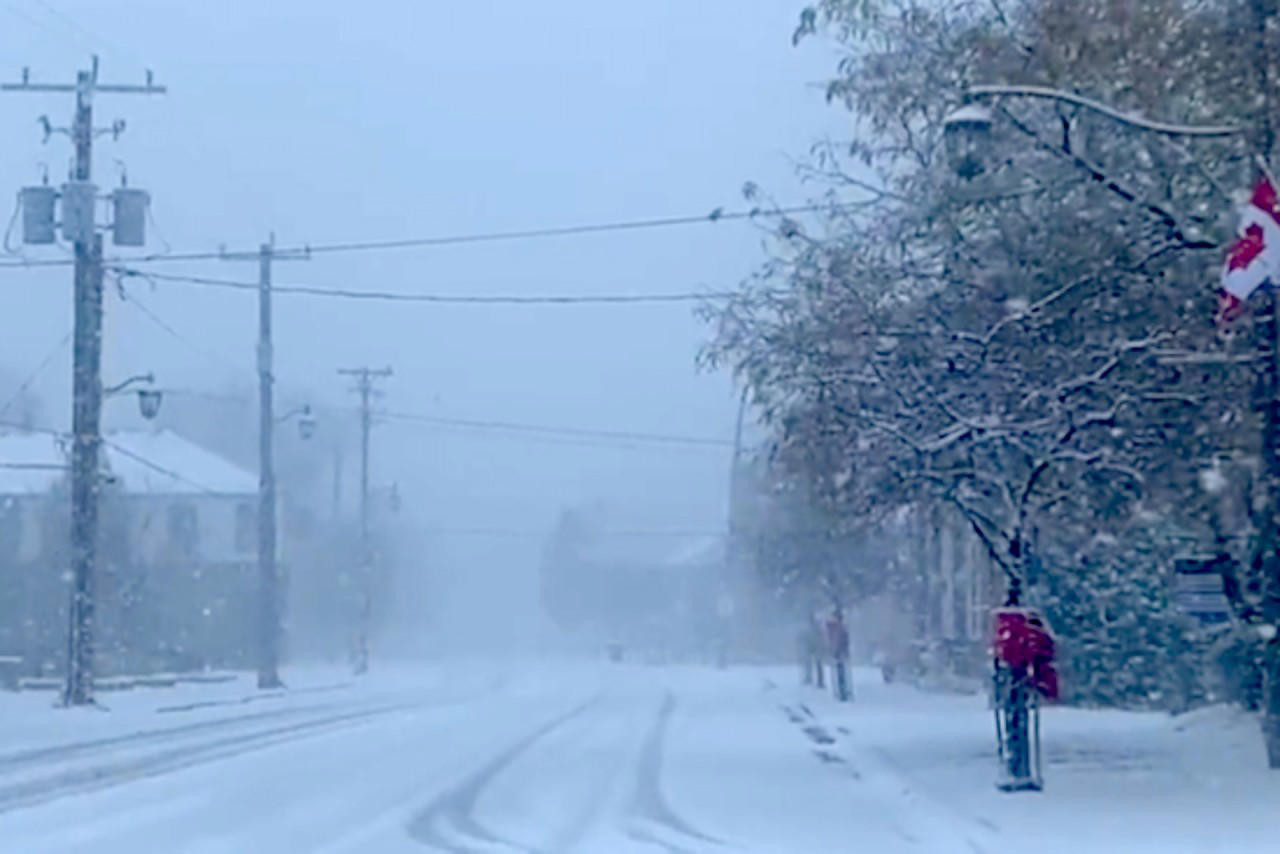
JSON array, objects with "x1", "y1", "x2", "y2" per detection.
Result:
[
  {"x1": 1026, "y1": 613, "x2": 1059, "y2": 702},
  {"x1": 994, "y1": 609, "x2": 1059, "y2": 701}
]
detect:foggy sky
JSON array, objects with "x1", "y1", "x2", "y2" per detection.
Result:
[{"x1": 0, "y1": 0, "x2": 842, "y2": 647}]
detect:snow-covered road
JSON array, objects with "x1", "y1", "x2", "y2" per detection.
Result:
[{"x1": 0, "y1": 662, "x2": 1274, "y2": 853}]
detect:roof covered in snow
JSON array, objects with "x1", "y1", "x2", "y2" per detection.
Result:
[
  {"x1": 662, "y1": 534, "x2": 725, "y2": 570},
  {"x1": 576, "y1": 532, "x2": 725, "y2": 574},
  {"x1": 0, "y1": 429, "x2": 256, "y2": 497},
  {"x1": 103, "y1": 430, "x2": 257, "y2": 496},
  {"x1": 0, "y1": 432, "x2": 68, "y2": 496}
]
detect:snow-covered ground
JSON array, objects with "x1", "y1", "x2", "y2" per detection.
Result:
[
  {"x1": 0, "y1": 660, "x2": 1273, "y2": 853},
  {"x1": 772, "y1": 668, "x2": 1280, "y2": 854}
]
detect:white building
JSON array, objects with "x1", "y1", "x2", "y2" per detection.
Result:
[
  {"x1": 0, "y1": 428, "x2": 263, "y2": 674},
  {"x1": 0, "y1": 431, "x2": 65, "y2": 567},
  {"x1": 103, "y1": 429, "x2": 261, "y2": 566},
  {"x1": 0, "y1": 428, "x2": 260, "y2": 567}
]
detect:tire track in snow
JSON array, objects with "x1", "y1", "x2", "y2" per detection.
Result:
[
  {"x1": 626, "y1": 692, "x2": 725, "y2": 852},
  {"x1": 406, "y1": 694, "x2": 601, "y2": 853},
  {"x1": 0, "y1": 701, "x2": 344, "y2": 773},
  {"x1": 0, "y1": 701, "x2": 420, "y2": 815},
  {"x1": 0, "y1": 677, "x2": 507, "y2": 815},
  {"x1": 0, "y1": 673, "x2": 505, "y2": 779}
]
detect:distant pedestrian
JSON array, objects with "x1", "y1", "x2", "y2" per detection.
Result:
[
  {"x1": 798, "y1": 622, "x2": 813, "y2": 685},
  {"x1": 825, "y1": 608, "x2": 851, "y2": 702},
  {"x1": 799, "y1": 614, "x2": 824, "y2": 686},
  {"x1": 808, "y1": 614, "x2": 826, "y2": 688}
]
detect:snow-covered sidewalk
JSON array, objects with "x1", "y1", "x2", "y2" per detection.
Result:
[
  {"x1": 785, "y1": 667, "x2": 1280, "y2": 854},
  {"x1": 0, "y1": 663, "x2": 406, "y2": 758}
]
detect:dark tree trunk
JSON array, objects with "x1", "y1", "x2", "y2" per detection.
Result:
[
  {"x1": 1264, "y1": 639, "x2": 1280, "y2": 768},
  {"x1": 1006, "y1": 666, "x2": 1032, "y2": 781}
]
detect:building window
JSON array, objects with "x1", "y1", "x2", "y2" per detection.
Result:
[
  {"x1": 0, "y1": 498, "x2": 19, "y2": 563},
  {"x1": 167, "y1": 502, "x2": 199, "y2": 555},
  {"x1": 235, "y1": 501, "x2": 255, "y2": 554}
]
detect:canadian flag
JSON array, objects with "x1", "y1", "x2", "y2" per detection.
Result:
[{"x1": 1221, "y1": 176, "x2": 1280, "y2": 323}]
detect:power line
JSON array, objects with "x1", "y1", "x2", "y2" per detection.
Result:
[
  {"x1": 0, "y1": 200, "x2": 838, "y2": 270},
  {"x1": 161, "y1": 388, "x2": 251, "y2": 404},
  {"x1": 377, "y1": 409, "x2": 734, "y2": 447},
  {"x1": 27, "y1": 1, "x2": 148, "y2": 71},
  {"x1": 156, "y1": 391, "x2": 732, "y2": 450},
  {"x1": 418, "y1": 527, "x2": 726, "y2": 539},
  {"x1": 0, "y1": 328, "x2": 71, "y2": 418},
  {"x1": 2, "y1": 2, "x2": 56, "y2": 43},
  {"x1": 1, "y1": 2, "x2": 149, "y2": 78},
  {"x1": 110, "y1": 267, "x2": 736, "y2": 304},
  {"x1": 114, "y1": 280, "x2": 248, "y2": 377},
  {"x1": 386, "y1": 421, "x2": 728, "y2": 453},
  {"x1": 99, "y1": 436, "x2": 218, "y2": 495},
  {"x1": 0, "y1": 418, "x2": 58, "y2": 434},
  {"x1": 414, "y1": 526, "x2": 873, "y2": 541},
  {"x1": 251, "y1": 202, "x2": 826, "y2": 258}
]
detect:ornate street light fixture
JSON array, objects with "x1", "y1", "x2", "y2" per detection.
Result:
[
  {"x1": 277, "y1": 404, "x2": 317, "y2": 440},
  {"x1": 942, "y1": 102, "x2": 993, "y2": 179},
  {"x1": 104, "y1": 373, "x2": 162, "y2": 420}
]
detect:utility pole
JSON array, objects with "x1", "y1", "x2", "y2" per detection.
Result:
[
  {"x1": 220, "y1": 238, "x2": 307, "y2": 690},
  {"x1": 721, "y1": 387, "x2": 749, "y2": 666},
  {"x1": 256, "y1": 242, "x2": 281, "y2": 690},
  {"x1": 339, "y1": 366, "x2": 392, "y2": 675},
  {"x1": 3, "y1": 58, "x2": 164, "y2": 706}
]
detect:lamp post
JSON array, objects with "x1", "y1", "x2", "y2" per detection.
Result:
[
  {"x1": 943, "y1": 84, "x2": 1248, "y2": 181},
  {"x1": 942, "y1": 83, "x2": 1252, "y2": 790},
  {"x1": 948, "y1": 85, "x2": 1242, "y2": 137},
  {"x1": 104, "y1": 373, "x2": 162, "y2": 420},
  {"x1": 278, "y1": 404, "x2": 317, "y2": 440}
]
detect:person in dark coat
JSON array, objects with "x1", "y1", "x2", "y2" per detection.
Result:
[{"x1": 825, "y1": 608, "x2": 851, "y2": 702}]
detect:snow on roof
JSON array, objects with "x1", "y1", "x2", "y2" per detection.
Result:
[
  {"x1": 576, "y1": 532, "x2": 724, "y2": 574},
  {"x1": 104, "y1": 430, "x2": 257, "y2": 496},
  {"x1": 663, "y1": 534, "x2": 725, "y2": 570},
  {"x1": 0, "y1": 432, "x2": 68, "y2": 495},
  {"x1": 0, "y1": 429, "x2": 256, "y2": 497}
]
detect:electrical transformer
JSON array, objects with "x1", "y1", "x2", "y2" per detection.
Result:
[
  {"x1": 111, "y1": 187, "x2": 149, "y2": 247},
  {"x1": 19, "y1": 185, "x2": 57, "y2": 244}
]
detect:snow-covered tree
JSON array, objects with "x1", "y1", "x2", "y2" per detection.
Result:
[{"x1": 704, "y1": 0, "x2": 1280, "y2": 754}]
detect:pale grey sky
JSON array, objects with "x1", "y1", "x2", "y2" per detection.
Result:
[{"x1": 0, "y1": 0, "x2": 843, "y2": 641}]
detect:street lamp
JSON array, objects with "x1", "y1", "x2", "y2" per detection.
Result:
[
  {"x1": 948, "y1": 85, "x2": 1242, "y2": 139},
  {"x1": 277, "y1": 404, "x2": 316, "y2": 440},
  {"x1": 104, "y1": 373, "x2": 162, "y2": 420},
  {"x1": 942, "y1": 83, "x2": 1248, "y2": 794},
  {"x1": 136, "y1": 389, "x2": 162, "y2": 420},
  {"x1": 943, "y1": 84, "x2": 1244, "y2": 179},
  {"x1": 299, "y1": 408, "x2": 317, "y2": 440},
  {"x1": 942, "y1": 102, "x2": 993, "y2": 179}
]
